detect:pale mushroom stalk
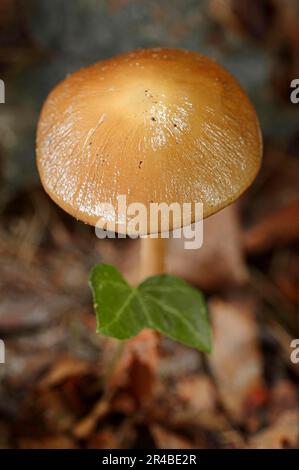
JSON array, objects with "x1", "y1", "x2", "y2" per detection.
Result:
[{"x1": 140, "y1": 237, "x2": 166, "y2": 278}]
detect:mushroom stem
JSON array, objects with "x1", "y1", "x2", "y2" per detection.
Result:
[{"x1": 140, "y1": 237, "x2": 166, "y2": 279}]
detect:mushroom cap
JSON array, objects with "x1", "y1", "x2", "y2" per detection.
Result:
[{"x1": 36, "y1": 48, "x2": 262, "y2": 234}]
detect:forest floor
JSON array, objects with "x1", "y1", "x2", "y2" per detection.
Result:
[{"x1": 0, "y1": 141, "x2": 298, "y2": 448}]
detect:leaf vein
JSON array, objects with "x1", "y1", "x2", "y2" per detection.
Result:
[
  {"x1": 103, "y1": 288, "x2": 137, "y2": 330},
  {"x1": 144, "y1": 294, "x2": 198, "y2": 336}
]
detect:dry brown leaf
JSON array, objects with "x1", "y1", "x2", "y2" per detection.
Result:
[
  {"x1": 151, "y1": 425, "x2": 193, "y2": 449},
  {"x1": 17, "y1": 435, "x2": 76, "y2": 449},
  {"x1": 268, "y1": 380, "x2": 299, "y2": 424},
  {"x1": 39, "y1": 355, "x2": 92, "y2": 389},
  {"x1": 168, "y1": 204, "x2": 248, "y2": 291},
  {"x1": 220, "y1": 429, "x2": 246, "y2": 449},
  {"x1": 105, "y1": 330, "x2": 159, "y2": 405},
  {"x1": 110, "y1": 393, "x2": 136, "y2": 415},
  {"x1": 159, "y1": 342, "x2": 202, "y2": 379},
  {"x1": 176, "y1": 375, "x2": 218, "y2": 413},
  {"x1": 73, "y1": 399, "x2": 110, "y2": 440},
  {"x1": 208, "y1": 298, "x2": 266, "y2": 424},
  {"x1": 243, "y1": 201, "x2": 299, "y2": 253},
  {"x1": 249, "y1": 411, "x2": 299, "y2": 448},
  {"x1": 152, "y1": 402, "x2": 246, "y2": 449},
  {"x1": 87, "y1": 427, "x2": 122, "y2": 449},
  {"x1": 31, "y1": 388, "x2": 76, "y2": 433}
]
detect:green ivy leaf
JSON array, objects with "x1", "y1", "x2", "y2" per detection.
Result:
[{"x1": 89, "y1": 264, "x2": 212, "y2": 352}]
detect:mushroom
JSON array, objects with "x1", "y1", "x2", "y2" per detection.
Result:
[{"x1": 36, "y1": 48, "x2": 262, "y2": 285}]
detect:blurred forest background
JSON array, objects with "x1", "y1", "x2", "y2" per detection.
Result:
[{"x1": 0, "y1": 0, "x2": 299, "y2": 449}]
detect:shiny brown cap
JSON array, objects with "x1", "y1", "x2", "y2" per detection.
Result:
[{"x1": 36, "y1": 48, "x2": 262, "y2": 234}]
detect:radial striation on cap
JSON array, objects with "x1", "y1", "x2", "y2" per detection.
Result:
[{"x1": 36, "y1": 48, "x2": 262, "y2": 234}]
